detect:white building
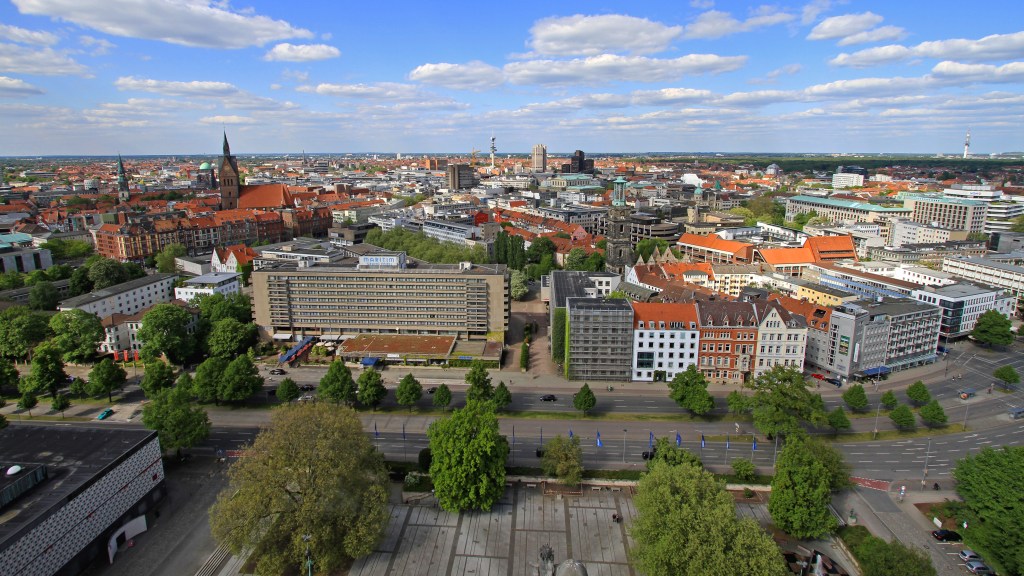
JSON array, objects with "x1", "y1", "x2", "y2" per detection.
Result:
[
  {"x1": 174, "y1": 272, "x2": 241, "y2": 303},
  {"x1": 58, "y1": 273, "x2": 177, "y2": 319},
  {"x1": 753, "y1": 300, "x2": 808, "y2": 377},
  {"x1": 911, "y1": 283, "x2": 1015, "y2": 339},
  {"x1": 629, "y1": 302, "x2": 700, "y2": 382},
  {"x1": 421, "y1": 219, "x2": 477, "y2": 245},
  {"x1": 831, "y1": 173, "x2": 864, "y2": 189},
  {"x1": 888, "y1": 219, "x2": 969, "y2": 248},
  {"x1": 942, "y1": 255, "x2": 1024, "y2": 317}
]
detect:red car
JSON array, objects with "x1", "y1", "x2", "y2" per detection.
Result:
[{"x1": 811, "y1": 373, "x2": 825, "y2": 380}]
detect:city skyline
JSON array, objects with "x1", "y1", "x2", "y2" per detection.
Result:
[{"x1": 0, "y1": 0, "x2": 1022, "y2": 155}]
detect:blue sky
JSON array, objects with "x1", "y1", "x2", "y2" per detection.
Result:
[{"x1": 0, "y1": 0, "x2": 1022, "y2": 155}]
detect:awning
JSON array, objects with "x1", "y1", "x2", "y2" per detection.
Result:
[
  {"x1": 862, "y1": 366, "x2": 891, "y2": 377},
  {"x1": 361, "y1": 357, "x2": 379, "y2": 366},
  {"x1": 318, "y1": 335, "x2": 343, "y2": 341},
  {"x1": 272, "y1": 333, "x2": 294, "y2": 340}
]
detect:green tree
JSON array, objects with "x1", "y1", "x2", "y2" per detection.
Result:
[
  {"x1": 842, "y1": 383, "x2": 869, "y2": 412},
  {"x1": 551, "y1": 308, "x2": 567, "y2": 364},
  {"x1": 880, "y1": 390, "x2": 898, "y2": 410},
  {"x1": 210, "y1": 404, "x2": 389, "y2": 575},
  {"x1": 88, "y1": 358, "x2": 126, "y2": 402},
  {"x1": 855, "y1": 535, "x2": 937, "y2": 576},
  {"x1": 433, "y1": 383, "x2": 452, "y2": 411},
  {"x1": 28, "y1": 281, "x2": 59, "y2": 311},
  {"x1": 356, "y1": 370, "x2": 386, "y2": 409},
  {"x1": 319, "y1": 360, "x2": 356, "y2": 406},
  {"x1": 509, "y1": 269, "x2": 528, "y2": 300},
  {"x1": 732, "y1": 458, "x2": 756, "y2": 482},
  {"x1": 29, "y1": 341, "x2": 66, "y2": 398},
  {"x1": 193, "y1": 292, "x2": 253, "y2": 323},
  {"x1": 395, "y1": 373, "x2": 422, "y2": 411},
  {"x1": 206, "y1": 317, "x2": 258, "y2": 358},
  {"x1": 747, "y1": 366, "x2": 826, "y2": 436},
  {"x1": 48, "y1": 309, "x2": 104, "y2": 364},
  {"x1": 140, "y1": 360, "x2": 175, "y2": 398},
  {"x1": 219, "y1": 355, "x2": 262, "y2": 402},
  {"x1": 827, "y1": 407, "x2": 852, "y2": 434},
  {"x1": 919, "y1": 400, "x2": 948, "y2": 427},
  {"x1": 727, "y1": 390, "x2": 752, "y2": 414},
  {"x1": 0, "y1": 306, "x2": 50, "y2": 360},
  {"x1": 464, "y1": 361, "x2": 493, "y2": 403},
  {"x1": 154, "y1": 243, "x2": 187, "y2": 273},
  {"x1": 525, "y1": 236, "x2": 556, "y2": 264},
  {"x1": 889, "y1": 404, "x2": 916, "y2": 430},
  {"x1": 40, "y1": 238, "x2": 94, "y2": 260},
  {"x1": 428, "y1": 401, "x2": 509, "y2": 512},
  {"x1": 993, "y1": 364, "x2": 1020, "y2": 388},
  {"x1": 88, "y1": 258, "x2": 129, "y2": 290},
  {"x1": 540, "y1": 435, "x2": 583, "y2": 485},
  {"x1": 769, "y1": 436, "x2": 839, "y2": 539},
  {"x1": 138, "y1": 304, "x2": 194, "y2": 365},
  {"x1": 0, "y1": 357, "x2": 18, "y2": 395},
  {"x1": 971, "y1": 309, "x2": 1014, "y2": 347},
  {"x1": 0, "y1": 270, "x2": 23, "y2": 290},
  {"x1": 18, "y1": 391, "x2": 37, "y2": 416},
  {"x1": 68, "y1": 266, "x2": 93, "y2": 296},
  {"x1": 275, "y1": 377, "x2": 300, "y2": 403},
  {"x1": 634, "y1": 238, "x2": 670, "y2": 262},
  {"x1": 564, "y1": 247, "x2": 588, "y2": 270},
  {"x1": 142, "y1": 384, "x2": 211, "y2": 458},
  {"x1": 646, "y1": 436, "x2": 703, "y2": 470},
  {"x1": 493, "y1": 380, "x2": 512, "y2": 411},
  {"x1": 953, "y1": 446, "x2": 1024, "y2": 576},
  {"x1": 51, "y1": 393, "x2": 71, "y2": 417},
  {"x1": 906, "y1": 380, "x2": 931, "y2": 406},
  {"x1": 68, "y1": 377, "x2": 87, "y2": 399},
  {"x1": 573, "y1": 382, "x2": 596, "y2": 415},
  {"x1": 668, "y1": 365, "x2": 714, "y2": 415},
  {"x1": 193, "y1": 356, "x2": 229, "y2": 404},
  {"x1": 631, "y1": 462, "x2": 787, "y2": 576}
]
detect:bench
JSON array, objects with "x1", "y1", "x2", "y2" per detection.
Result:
[
  {"x1": 610, "y1": 487, "x2": 622, "y2": 492},
  {"x1": 526, "y1": 483, "x2": 537, "y2": 489},
  {"x1": 591, "y1": 486, "x2": 602, "y2": 492}
]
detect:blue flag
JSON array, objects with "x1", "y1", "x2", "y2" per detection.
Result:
[
  {"x1": 701, "y1": 434, "x2": 706, "y2": 448},
  {"x1": 402, "y1": 422, "x2": 406, "y2": 440},
  {"x1": 596, "y1": 431, "x2": 603, "y2": 447},
  {"x1": 675, "y1": 432, "x2": 682, "y2": 447},
  {"x1": 374, "y1": 422, "x2": 379, "y2": 438},
  {"x1": 752, "y1": 437, "x2": 758, "y2": 451},
  {"x1": 726, "y1": 434, "x2": 730, "y2": 449},
  {"x1": 569, "y1": 428, "x2": 574, "y2": 439},
  {"x1": 649, "y1": 431, "x2": 654, "y2": 449}
]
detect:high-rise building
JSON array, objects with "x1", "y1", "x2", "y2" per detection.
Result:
[
  {"x1": 561, "y1": 149, "x2": 594, "y2": 174},
  {"x1": 531, "y1": 144, "x2": 547, "y2": 172},
  {"x1": 446, "y1": 163, "x2": 475, "y2": 190}
]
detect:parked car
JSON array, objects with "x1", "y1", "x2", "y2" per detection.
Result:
[
  {"x1": 300, "y1": 384, "x2": 315, "y2": 391},
  {"x1": 931, "y1": 529, "x2": 962, "y2": 542},
  {"x1": 825, "y1": 377, "x2": 842, "y2": 388},
  {"x1": 97, "y1": 408, "x2": 114, "y2": 420},
  {"x1": 965, "y1": 561, "x2": 995, "y2": 574},
  {"x1": 959, "y1": 550, "x2": 982, "y2": 562},
  {"x1": 642, "y1": 450, "x2": 656, "y2": 460},
  {"x1": 270, "y1": 368, "x2": 286, "y2": 375},
  {"x1": 540, "y1": 394, "x2": 557, "y2": 402},
  {"x1": 427, "y1": 387, "x2": 438, "y2": 394}
]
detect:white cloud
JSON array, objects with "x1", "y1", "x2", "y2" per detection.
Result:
[
  {"x1": 526, "y1": 14, "x2": 682, "y2": 56},
  {"x1": 837, "y1": 25, "x2": 906, "y2": 46},
  {"x1": 0, "y1": 43, "x2": 89, "y2": 76},
  {"x1": 750, "y1": 63, "x2": 802, "y2": 84},
  {"x1": 631, "y1": 88, "x2": 714, "y2": 106},
  {"x1": 683, "y1": 7, "x2": 795, "y2": 40},
  {"x1": 832, "y1": 31, "x2": 1024, "y2": 67},
  {"x1": 80, "y1": 35, "x2": 115, "y2": 55},
  {"x1": 115, "y1": 76, "x2": 238, "y2": 97},
  {"x1": 801, "y1": 0, "x2": 834, "y2": 25},
  {"x1": 930, "y1": 61, "x2": 1024, "y2": 83},
  {"x1": 0, "y1": 22, "x2": 58, "y2": 45},
  {"x1": 408, "y1": 61, "x2": 504, "y2": 90},
  {"x1": 199, "y1": 115, "x2": 256, "y2": 125},
  {"x1": 298, "y1": 82, "x2": 425, "y2": 100},
  {"x1": 263, "y1": 43, "x2": 340, "y2": 62},
  {"x1": 503, "y1": 54, "x2": 747, "y2": 85},
  {"x1": 11, "y1": 0, "x2": 313, "y2": 49},
  {"x1": 0, "y1": 75, "x2": 44, "y2": 96},
  {"x1": 807, "y1": 12, "x2": 883, "y2": 41}
]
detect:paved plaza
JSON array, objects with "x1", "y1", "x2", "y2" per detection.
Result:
[{"x1": 350, "y1": 482, "x2": 638, "y2": 576}]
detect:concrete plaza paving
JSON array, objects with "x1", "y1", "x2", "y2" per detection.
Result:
[{"x1": 349, "y1": 482, "x2": 637, "y2": 576}]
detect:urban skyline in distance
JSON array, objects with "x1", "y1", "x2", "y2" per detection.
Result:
[{"x1": 0, "y1": 0, "x2": 1022, "y2": 156}]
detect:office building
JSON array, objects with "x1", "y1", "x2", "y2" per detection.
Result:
[
  {"x1": 531, "y1": 144, "x2": 547, "y2": 172},
  {"x1": 565, "y1": 298, "x2": 633, "y2": 381},
  {"x1": 630, "y1": 302, "x2": 700, "y2": 382},
  {"x1": 902, "y1": 194, "x2": 987, "y2": 233},
  {"x1": 0, "y1": 426, "x2": 165, "y2": 576},
  {"x1": 252, "y1": 252, "x2": 508, "y2": 341},
  {"x1": 912, "y1": 283, "x2": 1015, "y2": 339},
  {"x1": 561, "y1": 150, "x2": 594, "y2": 174},
  {"x1": 58, "y1": 273, "x2": 177, "y2": 319},
  {"x1": 831, "y1": 172, "x2": 864, "y2": 189},
  {"x1": 785, "y1": 195, "x2": 910, "y2": 224},
  {"x1": 446, "y1": 163, "x2": 475, "y2": 190},
  {"x1": 173, "y1": 271, "x2": 241, "y2": 303}
]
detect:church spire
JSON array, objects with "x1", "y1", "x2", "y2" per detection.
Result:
[
  {"x1": 116, "y1": 154, "x2": 130, "y2": 200},
  {"x1": 223, "y1": 131, "x2": 231, "y2": 157}
]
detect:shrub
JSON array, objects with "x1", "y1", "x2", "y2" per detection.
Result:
[
  {"x1": 732, "y1": 458, "x2": 756, "y2": 482},
  {"x1": 418, "y1": 448, "x2": 432, "y2": 472}
]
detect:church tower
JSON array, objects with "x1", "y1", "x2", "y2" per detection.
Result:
[
  {"x1": 116, "y1": 155, "x2": 130, "y2": 202},
  {"x1": 604, "y1": 177, "x2": 634, "y2": 275},
  {"x1": 219, "y1": 132, "x2": 240, "y2": 210}
]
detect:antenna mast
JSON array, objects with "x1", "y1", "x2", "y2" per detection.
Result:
[
  {"x1": 963, "y1": 128, "x2": 970, "y2": 159},
  {"x1": 489, "y1": 135, "x2": 497, "y2": 169}
]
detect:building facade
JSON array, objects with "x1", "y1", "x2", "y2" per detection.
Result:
[
  {"x1": 903, "y1": 194, "x2": 987, "y2": 233},
  {"x1": 58, "y1": 273, "x2": 177, "y2": 319},
  {"x1": 565, "y1": 298, "x2": 633, "y2": 381},
  {"x1": 531, "y1": 144, "x2": 547, "y2": 172},
  {"x1": 912, "y1": 283, "x2": 1016, "y2": 338},
  {"x1": 785, "y1": 195, "x2": 910, "y2": 224},
  {"x1": 173, "y1": 271, "x2": 241, "y2": 303},
  {"x1": 630, "y1": 302, "x2": 700, "y2": 382}
]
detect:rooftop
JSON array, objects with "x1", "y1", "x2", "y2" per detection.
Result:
[
  {"x1": 58, "y1": 273, "x2": 176, "y2": 309},
  {"x1": 787, "y1": 195, "x2": 910, "y2": 212},
  {"x1": 917, "y1": 283, "x2": 1005, "y2": 298},
  {"x1": 183, "y1": 271, "x2": 240, "y2": 286}
]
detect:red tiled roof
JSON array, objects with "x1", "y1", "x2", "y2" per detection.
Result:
[
  {"x1": 238, "y1": 184, "x2": 293, "y2": 209},
  {"x1": 630, "y1": 302, "x2": 698, "y2": 326}
]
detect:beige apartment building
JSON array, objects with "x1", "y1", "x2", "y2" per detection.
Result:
[{"x1": 251, "y1": 252, "x2": 509, "y2": 341}]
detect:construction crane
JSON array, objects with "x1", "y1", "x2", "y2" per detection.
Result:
[{"x1": 469, "y1": 148, "x2": 479, "y2": 165}]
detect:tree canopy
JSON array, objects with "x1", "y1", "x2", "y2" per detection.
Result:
[
  {"x1": 140, "y1": 360, "x2": 175, "y2": 398},
  {"x1": 646, "y1": 436, "x2": 702, "y2": 471},
  {"x1": 0, "y1": 306, "x2": 50, "y2": 360},
  {"x1": 971, "y1": 310, "x2": 1014, "y2": 347},
  {"x1": 428, "y1": 401, "x2": 508, "y2": 512},
  {"x1": 492, "y1": 380, "x2": 512, "y2": 411},
  {"x1": 138, "y1": 304, "x2": 194, "y2": 364},
  {"x1": 540, "y1": 435, "x2": 583, "y2": 486},
  {"x1": 365, "y1": 227, "x2": 488, "y2": 264},
  {"x1": 356, "y1": 369, "x2": 386, "y2": 409},
  {"x1": 276, "y1": 377, "x2": 300, "y2": 403},
  {"x1": 319, "y1": 360, "x2": 356, "y2": 406},
  {"x1": 210, "y1": 404, "x2": 389, "y2": 575},
  {"x1": 28, "y1": 341, "x2": 66, "y2": 398},
  {"x1": 905, "y1": 380, "x2": 931, "y2": 406},
  {"x1": 48, "y1": 309, "x2": 104, "y2": 364},
  {"x1": 573, "y1": 382, "x2": 596, "y2": 415},
  {"x1": 769, "y1": 436, "x2": 839, "y2": 539},
  {"x1": 744, "y1": 366, "x2": 827, "y2": 436},
  {"x1": 142, "y1": 383, "x2": 210, "y2": 456},
  {"x1": 154, "y1": 243, "x2": 187, "y2": 273},
  {"x1": 994, "y1": 365, "x2": 1020, "y2": 387},
  {"x1": 842, "y1": 383, "x2": 869, "y2": 412},
  {"x1": 394, "y1": 373, "x2": 422, "y2": 410},
  {"x1": 432, "y1": 383, "x2": 451, "y2": 411},
  {"x1": 889, "y1": 404, "x2": 916, "y2": 430},
  {"x1": 219, "y1": 355, "x2": 263, "y2": 402},
  {"x1": 28, "y1": 281, "x2": 59, "y2": 311},
  {"x1": 953, "y1": 446, "x2": 1024, "y2": 576},
  {"x1": 464, "y1": 361, "x2": 493, "y2": 403},
  {"x1": 205, "y1": 317, "x2": 257, "y2": 358},
  {"x1": 919, "y1": 400, "x2": 947, "y2": 427},
  {"x1": 631, "y1": 462, "x2": 787, "y2": 576},
  {"x1": 668, "y1": 365, "x2": 714, "y2": 415},
  {"x1": 87, "y1": 358, "x2": 126, "y2": 402}
]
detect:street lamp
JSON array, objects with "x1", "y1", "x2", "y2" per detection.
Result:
[
  {"x1": 922, "y1": 437, "x2": 932, "y2": 490},
  {"x1": 302, "y1": 534, "x2": 312, "y2": 576},
  {"x1": 622, "y1": 428, "x2": 627, "y2": 463},
  {"x1": 873, "y1": 402, "x2": 881, "y2": 439},
  {"x1": 962, "y1": 402, "x2": 970, "y2": 432}
]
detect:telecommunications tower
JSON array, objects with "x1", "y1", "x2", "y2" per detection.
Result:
[
  {"x1": 490, "y1": 135, "x2": 497, "y2": 169},
  {"x1": 963, "y1": 128, "x2": 971, "y2": 159}
]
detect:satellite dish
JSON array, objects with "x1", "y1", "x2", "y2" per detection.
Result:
[{"x1": 6, "y1": 465, "x2": 23, "y2": 476}]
